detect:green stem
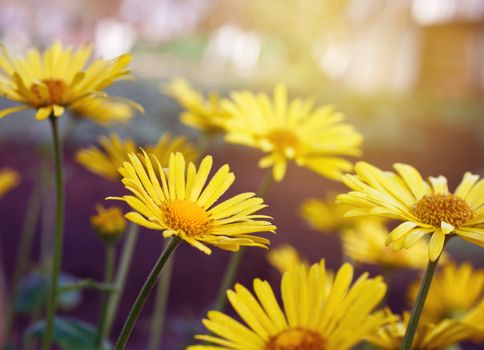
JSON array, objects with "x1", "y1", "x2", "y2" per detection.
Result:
[
  {"x1": 400, "y1": 253, "x2": 442, "y2": 350},
  {"x1": 57, "y1": 279, "x2": 117, "y2": 293},
  {"x1": 213, "y1": 170, "x2": 273, "y2": 311},
  {"x1": 97, "y1": 244, "x2": 116, "y2": 347},
  {"x1": 104, "y1": 223, "x2": 139, "y2": 338},
  {"x1": 41, "y1": 117, "x2": 65, "y2": 350},
  {"x1": 115, "y1": 237, "x2": 182, "y2": 350},
  {"x1": 147, "y1": 246, "x2": 175, "y2": 350}
]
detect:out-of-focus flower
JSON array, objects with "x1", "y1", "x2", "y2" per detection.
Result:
[
  {"x1": 300, "y1": 194, "x2": 356, "y2": 233},
  {"x1": 76, "y1": 133, "x2": 198, "y2": 181},
  {"x1": 91, "y1": 205, "x2": 126, "y2": 244},
  {"x1": 109, "y1": 152, "x2": 275, "y2": 255},
  {"x1": 342, "y1": 219, "x2": 431, "y2": 269},
  {"x1": 76, "y1": 134, "x2": 136, "y2": 181},
  {"x1": 367, "y1": 309, "x2": 484, "y2": 349},
  {"x1": 267, "y1": 244, "x2": 307, "y2": 273},
  {"x1": 163, "y1": 78, "x2": 229, "y2": 135},
  {"x1": 71, "y1": 97, "x2": 135, "y2": 125},
  {"x1": 145, "y1": 133, "x2": 198, "y2": 168},
  {"x1": 189, "y1": 260, "x2": 388, "y2": 350},
  {"x1": 221, "y1": 84, "x2": 362, "y2": 182},
  {"x1": 0, "y1": 168, "x2": 20, "y2": 199},
  {"x1": 338, "y1": 162, "x2": 484, "y2": 261},
  {"x1": 0, "y1": 42, "x2": 141, "y2": 120},
  {"x1": 408, "y1": 262, "x2": 484, "y2": 329}
]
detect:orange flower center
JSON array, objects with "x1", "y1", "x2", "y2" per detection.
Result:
[
  {"x1": 267, "y1": 129, "x2": 299, "y2": 151},
  {"x1": 266, "y1": 328, "x2": 326, "y2": 350},
  {"x1": 163, "y1": 199, "x2": 212, "y2": 237},
  {"x1": 30, "y1": 79, "x2": 67, "y2": 105},
  {"x1": 412, "y1": 194, "x2": 473, "y2": 227}
]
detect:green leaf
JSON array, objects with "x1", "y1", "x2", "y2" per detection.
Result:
[
  {"x1": 25, "y1": 317, "x2": 111, "y2": 350},
  {"x1": 13, "y1": 272, "x2": 49, "y2": 314},
  {"x1": 14, "y1": 272, "x2": 82, "y2": 314},
  {"x1": 58, "y1": 274, "x2": 82, "y2": 310}
]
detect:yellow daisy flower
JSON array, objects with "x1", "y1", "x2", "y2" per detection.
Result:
[
  {"x1": 163, "y1": 78, "x2": 229, "y2": 135},
  {"x1": 91, "y1": 205, "x2": 126, "y2": 243},
  {"x1": 0, "y1": 42, "x2": 139, "y2": 120},
  {"x1": 109, "y1": 151, "x2": 275, "y2": 254},
  {"x1": 76, "y1": 133, "x2": 198, "y2": 181},
  {"x1": 0, "y1": 168, "x2": 20, "y2": 199},
  {"x1": 221, "y1": 84, "x2": 363, "y2": 181},
  {"x1": 368, "y1": 309, "x2": 484, "y2": 350},
  {"x1": 342, "y1": 219, "x2": 430, "y2": 269},
  {"x1": 71, "y1": 97, "x2": 135, "y2": 125},
  {"x1": 408, "y1": 262, "x2": 484, "y2": 326},
  {"x1": 267, "y1": 244, "x2": 307, "y2": 274},
  {"x1": 338, "y1": 162, "x2": 484, "y2": 261},
  {"x1": 300, "y1": 194, "x2": 356, "y2": 233},
  {"x1": 189, "y1": 260, "x2": 389, "y2": 349}
]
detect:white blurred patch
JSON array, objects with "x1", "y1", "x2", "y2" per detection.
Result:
[{"x1": 95, "y1": 19, "x2": 136, "y2": 59}]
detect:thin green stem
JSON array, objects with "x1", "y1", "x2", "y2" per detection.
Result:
[
  {"x1": 57, "y1": 279, "x2": 117, "y2": 293},
  {"x1": 400, "y1": 253, "x2": 442, "y2": 350},
  {"x1": 42, "y1": 117, "x2": 65, "y2": 350},
  {"x1": 97, "y1": 244, "x2": 116, "y2": 347},
  {"x1": 104, "y1": 223, "x2": 139, "y2": 338},
  {"x1": 115, "y1": 237, "x2": 182, "y2": 350},
  {"x1": 213, "y1": 248, "x2": 245, "y2": 311},
  {"x1": 147, "y1": 246, "x2": 175, "y2": 350},
  {"x1": 213, "y1": 170, "x2": 273, "y2": 311}
]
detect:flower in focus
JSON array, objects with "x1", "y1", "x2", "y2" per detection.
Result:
[
  {"x1": 76, "y1": 133, "x2": 198, "y2": 181},
  {"x1": 342, "y1": 219, "x2": 430, "y2": 269},
  {"x1": 408, "y1": 262, "x2": 484, "y2": 328},
  {"x1": 300, "y1": 194, "x2": 356, "y2": 233},
  {"x1": 367, "y1": 309, "x2": 484, "y2": 349},
  {"x1": 163, "y1": 78, "x2": 229, "y2": 135},
  {"x1": 91, "y1": 205, "x2": 126, "y2": 243},
  {"x1": 221, "y1": 84, "x2": 363, "y2": 181},
  {"x1": 0, "y1": 42, "x2": 138, "y2": 120},
  {"x1": 71, "y1": 97, "x2": 135, "y2": 125},
  {"x1": 338, "y1": 162, "x2": 484, "y2": 261},
  {"x1": 189, "y1": 260, "x2": 389, "y2": 349},
  {"x1": 109, "y1": 152, "x2": 275, "y2": 254},
  {"x1": 267, "y1": 244, "x2": 307, "y2": 274},
  {"x1": 0, "y1": 168, "x2": 20, "y2": 199}
]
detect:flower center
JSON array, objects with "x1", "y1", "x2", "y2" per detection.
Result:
[
  {"x1": 163, "y1": 199, "x2": 212, "y2": 237},
  {"x1": 30, "y1": 79, "x2": 67, "y2": 105},
  {"x1": 267, "y1": 129, "x2": 299, "y2": 151},
  {"x1": 266, "y1": 328, "x2": 326, "y2": 350},
  {"x1": 412, "y1": 194, "x2": 473, "y2": 227}
]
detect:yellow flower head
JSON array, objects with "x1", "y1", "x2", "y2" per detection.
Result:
[
  {"x1": 267, "y1": 244, "x2": 308, "y2": 274},
  {"x1": 300, "y1": 194, "x2": 356, "y2": 233},
  {"x1": 408, "y1": 262, "x2": 484, "y2": 326},
  {"x1": 0, "y1": 42, "x2": 140, "y2": 120},
  {"x1": 76, "y1": 133, "x2": 198, "y2": 181},
  {"x1": 109, "y1": 151, "x2": 275, "y2": 254},
  {"x1": 189, "y1": 260, "x2": 388, "y2": 350},
  {"x1": 342, "y1": 219, "x2": 430, "y2": 269},
  {"x1": 367, "y1": 309, "x2": 484, "y2": 350},
  {"x1": 163, "y1": 78, "x2": 229, "y2": 135},
  {"x1": 221, "y1": 84, "x2": 363, "y2": 182},
  {"x1": 0, "y1": 168, "x2": 20, "y2": 199},
  {"x1": 70, "y1": 97, "x2": 135, "y2": 126},
  {"x1": 338, "y1": 162, "x2": 484, "y2": 261},
  {"x1": 91, "y1": 205, "x2": 127, "y2": 243}
]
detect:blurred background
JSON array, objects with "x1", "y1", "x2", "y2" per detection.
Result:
[{"x1": 0, "y1": 0, "x2": 483, "y2": 349}]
